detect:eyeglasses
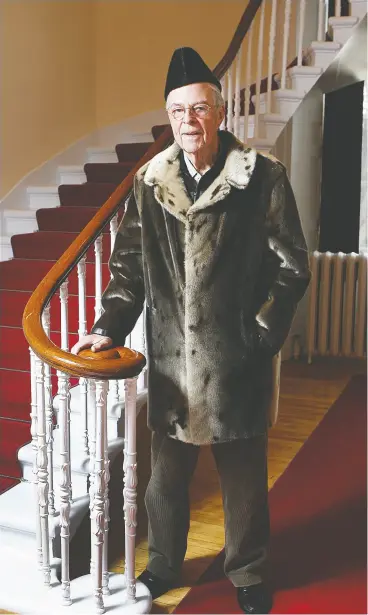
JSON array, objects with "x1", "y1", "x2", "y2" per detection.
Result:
[{"x1": 167, "y1": 103, "x2": 215, "y2": 121}]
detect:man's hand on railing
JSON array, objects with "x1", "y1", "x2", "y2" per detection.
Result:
[{"x1": 71, "y1": 334, "x2": 113, "y2": 355}]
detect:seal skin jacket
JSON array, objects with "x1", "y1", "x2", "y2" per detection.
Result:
[{"x1": 92, "y1": 132, "x2": 311, "y2": 445}]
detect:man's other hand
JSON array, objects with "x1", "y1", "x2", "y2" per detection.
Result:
[{"x1": 70, "y1": 334, "x2": 113, "y2": 355}]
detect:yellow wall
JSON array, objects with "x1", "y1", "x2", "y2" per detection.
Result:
[
  {"x1": 95, "y1": 1, "x2": 246, "y2": 128},
  {"x1": 0, "y1": 0, "x2": 96, "y2": 198},
  {"x1": 0, "y1": 0, "x2": 299, "y2": 198}
]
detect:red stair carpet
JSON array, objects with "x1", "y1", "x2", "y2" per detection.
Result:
[
  {"x1": 0, "y1": 138, "x2": 156, "y2": 494},
  {"x1": 174, "y1": 375, "x2": 367, "y2": 615}
]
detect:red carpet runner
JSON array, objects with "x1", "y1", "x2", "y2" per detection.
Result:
[
  {"x1": 174, "y1": 375, "x2": 367, "y2": 614},
  {"x1": 0, "y1": 134, "x2": 168, "y2": 490}
]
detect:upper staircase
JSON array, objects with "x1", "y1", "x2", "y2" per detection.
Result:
[{"x1": 0, "y1": 0, "x2": 366, "y2": 612}]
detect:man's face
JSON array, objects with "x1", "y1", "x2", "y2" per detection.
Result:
[{"x1": 166, "y1": 82, "x2": 225, "y2": 155}]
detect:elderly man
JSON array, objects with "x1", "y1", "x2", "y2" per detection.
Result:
[{"x1": 72, "y1": 48, "x2": 310, "y2": 614}]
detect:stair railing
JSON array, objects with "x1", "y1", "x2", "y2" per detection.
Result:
[{"x1": 21, "y1": 0, "x2": 354, "y2": 612}]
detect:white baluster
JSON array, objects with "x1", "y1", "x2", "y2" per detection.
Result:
[
  {"x1": 267, "y1": 0, "x2": 278, "y2": 114},
  {"x1": 102, "y1": 393, "x2": 111, "y2": 596},
  {"x1": 234, "y1": 50, "x2": 242, "y2": 139},
  {"x1": 318, "y1": 0, "x2": 327, "y2": 40},
  {"x1": 78, "y1": 256, "x2": 89, "y2": 456},
  {"x1": 123, "y1": 377, "x2": 138, "y2": 602},
  {"x1": 60, "y1": 281, "x2": 69, "y2": 352},
  {"x1": 243, "y1": 25, "x2": 253, "y2": 143},
  {"x1": 59, "y1": 280, "x2": 72, "y2": 502},
  {"x1": 281, "y1": 0, "x2": 292, "y2": 89},
  {"x1": 92, "y1": 380, "x2": 108, "y2": 614},
  {"x1": 105, "y1": 214, "x2": 118, "y2": 597},
  {"x1": 77, "y1": 257, "x2": 87, "y2": 339},
  {"x1": 335, "y1": 0, "x2": 342, "y2": 17},
  {"x1": 29, "y1": 348, "x2": 42, "y2": 569},
  {"x1": 89, "y1": 379, "x2": 97, "y2": 577},
  {"x1": 297, "y1": 0, "x2": 307, "y2": 66},
  {"x1": 226, "y1": 65, "x2": 234, "y2": 134},
  {"x1": 110, "y1": 214, "x2": 118, "y2": 259},
  {"x1": 255, "y1": 0, "x2": 266, "y2": 138},
  {"x1": 42, "y1": 305, "x2": 55, "y2": 517},
  {"x1": 221, "y1": 75, "x2": 227, "y2": 131},
  {"x1": 58, "y1": 371, "x2": 72, "y2": 606},
  {"x1": 35, "y1": 355, "x2": 51, "y2": 586},
  {"x1": 95, "y1": 235, "x2": 103, "y2": 323}
]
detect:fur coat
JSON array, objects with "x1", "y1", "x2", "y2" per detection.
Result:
[{"x1": 92, "y1": 131, "x2": 311, "y2": 445}]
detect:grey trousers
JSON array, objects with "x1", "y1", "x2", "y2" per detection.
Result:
[{"x1": 144, "y1": 432, "x2": 269, "y2": 587}]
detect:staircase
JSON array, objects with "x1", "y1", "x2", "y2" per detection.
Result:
[
  {"x1": 0, "y1": 142, "x2": 152, "y2": 493},
  {"x1": 0, "y1": 0, "x2": 366, "y2": 612}
]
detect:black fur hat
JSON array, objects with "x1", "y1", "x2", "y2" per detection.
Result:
[{"x1": 164, "y1": 47, "x2": 221, "y2": 101}]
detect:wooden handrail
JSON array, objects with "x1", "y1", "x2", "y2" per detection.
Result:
[
  {"x1": 22, "y1": 0, "x2": 264, "y2": 379},
  {"x1": 213, "y1": 0, "x2": 264, "y2": 80}
]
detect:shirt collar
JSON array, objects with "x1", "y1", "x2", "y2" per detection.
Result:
[
  {"x1": 183, "y1": 152, "x2": 202, "y2": 184},
  {"x1": 183, "y1": 139, "x2": 223, "y2": 184}
]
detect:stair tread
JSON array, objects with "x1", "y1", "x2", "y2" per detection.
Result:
[
  {"x1": 84, "y1": 162, "x2": 135, "y2": 184},
  {"x1": 0, "y1": 477, "x2": 20, "y2": 496},
  {"x1": 0, "y1": 259, "x2": 110, "y2": 292},
  {"x1": 11, "y1": 231, "x2": 112, "y2": 262},
  {"x1": 0, "y1": 480, "x2": 89, "y2": 536},
  {"x1": 36, "y1": 206, "x2": 114, "y2": 233},
  {"x1": 58, "y1": 182, "x2": 118, "y2": 207},
  {"x1": 115, "y1": 142, "x2": 152, "y2": 162},
  {"x1": 0, "y1": 291, "x2": 96, "y2": 333},
  {"x1": 0, "y1": 327, "x2": 79, "y2": 370},
  {"x1": 0, "y1": 401, "x2": 32, "y2": 422}
]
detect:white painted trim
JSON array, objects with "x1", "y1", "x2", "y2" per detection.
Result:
[
  {"x1": 3, "y1": 209, "x2": 38, "y2": 235},
  {"x1": 307, "y1": 40, "x2": 342, "y2": 70},
  {"x1": 58, "y1": 165, "x2": 86, "y2": 185},
  {"x1": 287, "y1": 65, "x2": 323, "y2": 94},
  {"x1": 348, "y1": 0, "x2": 368, "y2": 20},
  {"x1": 0, "y1": 236, "x2": 12, "y2": 260},
  {"x1": 328, "y1": 15, "x2": 359, "y2": 45}
]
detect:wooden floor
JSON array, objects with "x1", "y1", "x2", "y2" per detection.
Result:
[{"x1": 0, "y1": 357, "x2": 365, "y2": 615}]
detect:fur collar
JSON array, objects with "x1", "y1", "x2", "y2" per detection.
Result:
[{"x1": 143, "y1": 131, "x2": 258, "y2": 221}]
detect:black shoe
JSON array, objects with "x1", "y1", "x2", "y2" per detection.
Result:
[
  {"x1": 237, "y1": 583, "x2": 273, "y2": 614},
  {"x1": 137, "y1": 569, "x2": 175, "y2": 600}
]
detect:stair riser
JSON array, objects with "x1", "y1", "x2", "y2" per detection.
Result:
[
  {"x1": 264, "y1": 121, "x2": 286, "y2": 142},
  {"x1": 21, "y1": 465, "x2": 89, "y2": 493},
  {"x1": 0, "y1": 238, "x2": 13, "y2": 261},
  {"x1": 309, "y1": 48, "x2": 340, "y2": 70},
  {"x1": 288, "y1": 73, "x2": 321, "y2": 94},
  {"x1": 87, "y1": 149, "x2": 118, "y2": 164},
  {"x1": 5, "y1": 215, "x2": 38, "y2": 236},
  {"x1": 58, "y1": 169, "x2": 86, "y2": 184},
  {"x1": 328, "y1": 18, "x2": 359, "y2": 45},
  {"x1": 275, "y1": 98, "x2": 302, "y2": 117},
  {"x1": 28, "y1": 191, "x2": 60, "y2": 211}
]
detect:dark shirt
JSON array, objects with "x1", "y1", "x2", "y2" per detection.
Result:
[{"x1": 179, "y1": 141, "x2": 227, "y2": 204}]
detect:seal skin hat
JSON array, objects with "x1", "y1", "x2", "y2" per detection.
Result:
[{"x1": 164, "y1": 47, "x2": 222, "y2": 100}]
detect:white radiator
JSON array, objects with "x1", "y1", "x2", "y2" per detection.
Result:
[{"x1": 307, "y1": 251, "x2": 367, "y2": 362}]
